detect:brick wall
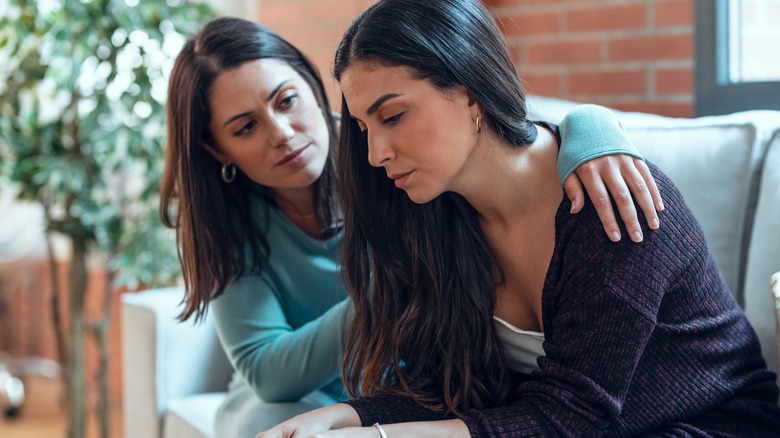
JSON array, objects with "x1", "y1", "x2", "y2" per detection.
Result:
[
  {"x1": 486, "y1": 0, "x2": 694, "y2": 117},
  {"x1": 259, "y1": 0, "x2": 695, "y2": 118},
  {"x1": 257, "y1": 0, "x2": 375, "y2": 109}
]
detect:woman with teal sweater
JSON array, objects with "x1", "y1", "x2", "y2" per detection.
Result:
[{"x1": 160, "y1": 17, "x2": 662, "y2": 437}]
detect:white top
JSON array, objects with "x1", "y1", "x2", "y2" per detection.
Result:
[{"x1": 493, "y1": 316, "x2": 546, "y2": 374}]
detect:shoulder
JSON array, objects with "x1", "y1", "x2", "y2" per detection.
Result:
[{"x1": 552, "y1": 161, "x2": 709, "y2": 305}]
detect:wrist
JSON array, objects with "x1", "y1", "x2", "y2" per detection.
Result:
[
  {"x1": 373, "y1": 422, "x2": 389, "y2": 438},
  {"x1": 326, "y1": 403, "x2": 362, "y2": 429}
]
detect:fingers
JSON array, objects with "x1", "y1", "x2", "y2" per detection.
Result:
[
  {"x1": 621, "y1": 160, "x2": 660, "y2": 232},
  {"x1": 573, "y1": 155, "x2": 664, "y2": 243},
  {"x1": 256, "y1": 424, "x2": 291, "y2": 438},
  {"x1": 576, "y1": 164, "x2": 623, "y2": 242},
  {"x1": 563, "y1": 173, "x2": 585, "y2": 214},
  {"x1": 635, "y1": 158, "x2": 664, "y2": 212},
  {"x1": 603, "y1": 172, "x2": 643, "y2": 242}
]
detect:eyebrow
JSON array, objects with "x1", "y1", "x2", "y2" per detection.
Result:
[
  {"x1": 366, "y1": 93, "x2": 402, "y2": 116},
  {"x1": 221, "y1": 79, "x2": 291, "y2": 128}
]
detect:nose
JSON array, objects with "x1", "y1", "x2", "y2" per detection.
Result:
[
  {"x1": 269, "y1": 115, "x2": 295, "y2": 147},
  {"x1": 366, "y1": 132, "x2": 394, "y2": 167}
]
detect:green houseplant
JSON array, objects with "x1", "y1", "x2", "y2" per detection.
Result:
[{"x1": 0, "y1": 0, "x2": 213, "y2": 436}]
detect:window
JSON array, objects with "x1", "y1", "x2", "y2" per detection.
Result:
[{"x1": 695, "y1": 0, "x2": 780, "y2": 115}]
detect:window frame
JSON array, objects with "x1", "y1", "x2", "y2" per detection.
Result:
[{"x1": 695, "y1": 0, "x2": 780, "y2": 116}]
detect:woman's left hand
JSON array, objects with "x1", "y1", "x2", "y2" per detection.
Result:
[
  {"x1": 301, "y1": 427, "x2": 381, "y2": 438},
  {"x1": 564, "y1": 154, "x2": 663, "y2": 243},
  {"x1": 256, "y1": 404, "x2": 362, "y2": 438}
]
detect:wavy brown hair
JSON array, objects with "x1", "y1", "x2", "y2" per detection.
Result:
[
  {"x1": 160, "y1": 17, "x2": 338, "y2": 322},
  {"x1": 334, "y1": 0, "x2": 539, "y2": 415}
]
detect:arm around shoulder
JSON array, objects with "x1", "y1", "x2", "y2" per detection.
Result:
[{"x1": 557, "y1": 104, "x2": 642, "y2": 183}]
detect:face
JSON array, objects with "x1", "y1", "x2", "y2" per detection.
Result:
[
  {"x1": 206, "y1": 58, "x2": 330, "y2": 193},
  {"x1": 340, "y1": 61, "x2": 479, "y2": 204}
]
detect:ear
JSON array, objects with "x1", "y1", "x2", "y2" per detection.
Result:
[
  {"x1": 201, "y1": 141, "x2": 228, "y2": 163},
  {"x1": 465, "y1": 89, "x2": 482, "y2": 121}
]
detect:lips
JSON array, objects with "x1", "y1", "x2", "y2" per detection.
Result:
[
  {"x1": 388, "y1": 171, "x2": 410, "y2": 180},
  {"x1": 388, "y1": 171, "x2": 412, "y2": 188},
  {"x1": 275, "y1": 143, "x2": 311, "y2": 167}
]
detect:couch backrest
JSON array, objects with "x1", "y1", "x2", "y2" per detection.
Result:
[
  {"x1": 743, "y1": 134, "x2": 780, "y2": 374},
  {"x1": 527, "y1": 96, "x2": 780, "y2": 375}
]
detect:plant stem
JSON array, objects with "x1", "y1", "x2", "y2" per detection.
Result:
[
  {"x1": 41, "y1": 199, "x2": 72, "y2": 426},
  {"x1": 68, "y1": 237, "x2": 88, "y2": 438},
  {"x1": 94, "y1": 268, "x2": 115, "y2": 438}
]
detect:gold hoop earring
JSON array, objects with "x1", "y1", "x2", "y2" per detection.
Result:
[
  {"x1": 476, "y1": 115, "x2": 482, "y2": 133},
  {"x1": 221, "y1": 162, "x2": 236, "y2": 183}
]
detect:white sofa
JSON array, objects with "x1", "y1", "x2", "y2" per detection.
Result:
[{"x1": 122, "y1": 96, "x2": 780, "y2": 438}]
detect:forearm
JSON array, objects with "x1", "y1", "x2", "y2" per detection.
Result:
[
  {"x1": 236, "y1": 301, "x2": 351, "y2": 401},
  {"x1": 345, "y1": 392, "x2": 452, "y2": 426},
  {"x1": 213, "y1": 278, "x2": 353, "y2": 401},
  {"x1": 380, "y1": 419, "x2": 470, "y2": 438}
]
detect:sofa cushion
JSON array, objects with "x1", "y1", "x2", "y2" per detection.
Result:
[
  {"x1": 744, "y1": 135, "x2": 780, "y2": 375},
  {"x1": 163, "y1": 393, "x2": 226, "y2": 438}
]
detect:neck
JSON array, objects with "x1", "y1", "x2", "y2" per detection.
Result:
[
  {"x1": 272, "y1": 186, "x2": 316, "y2": 219},
  {"x1": 451, "y1": 125, "x2": 562, "y2": 229}
]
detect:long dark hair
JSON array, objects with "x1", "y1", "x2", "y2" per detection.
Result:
[
  {"x1": 334, "y1": 0, "x2": 538, "y2": 415},
  {"x1": 160, "y1": 17, "x2": 339, "y2": 322}
]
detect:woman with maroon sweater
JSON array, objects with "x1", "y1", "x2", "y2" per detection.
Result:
[{"x1": 256, "y1": 0, "x2": 780, "y2": 437}]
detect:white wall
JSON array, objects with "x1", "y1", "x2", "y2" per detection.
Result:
[{"x1": 204, "y1": 0, "x2": 258, "y2": 20}]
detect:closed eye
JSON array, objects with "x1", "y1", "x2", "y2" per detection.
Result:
[{"x1": 383, "y1": 112, "x2": 404, "y2": 125}]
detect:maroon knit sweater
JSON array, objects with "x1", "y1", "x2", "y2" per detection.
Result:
[{"x1": 345, "y1": 161, "x2": 780, "y2": 437}]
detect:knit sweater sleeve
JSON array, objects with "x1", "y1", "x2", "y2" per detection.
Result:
[
  {"x1": 557, "y1": 104, "x2": 643, "y2": 182},
  {"x1": 211, "y1": 276, "x2": 353, "y2": 403},
  {"x1": 345, "y1": 288, "x2": 659, "y2": 436}
]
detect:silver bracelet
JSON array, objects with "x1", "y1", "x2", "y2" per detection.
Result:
[{"x1": 372, "y1": 422, "x2": 388, "y2": 438}]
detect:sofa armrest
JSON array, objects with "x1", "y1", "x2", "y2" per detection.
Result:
[
  {"x1": 122, "y1": 287, "x2": 232, "y2": 438},
  {"x1": 772, "y1": 273, "x2": 780, "y2": 369}
]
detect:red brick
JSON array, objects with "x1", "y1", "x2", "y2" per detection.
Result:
[
  {"x1": 286, "y1": 26, "x2": 343, "y2": 48},
  {"x1": 353, "y1": 0, "x2": 375, "y2": 9},
  {"x1": 529, "y1": 40, "x2": 602, "y2": 64},
  {"x1": 507, "y1": 44, "x2": 523, "y2": 64},
  {"x1": 522, "y1": 72, "x2": 563, "y2": 96},
  {"x1": 655, "y1": 67, "x2": 694, "y2": 94},
  {"x1": 306, "y1": 0, "x2": 357, "y2": 22},
  {"x1": 499, "y1": 12, "x2": 560, "y2": 36},
  {"x1": 609, "y1": 34, "x2": 693, "y2": 61},
  {"x1": 523, "y1": 0, "x2": 594, "y2": 4},
  {"x1": 655, "y1": 0, "x2": 694, "y2": 27},
  {"x1": 567, "y1": 4, "x2": 647, "y2": 32},
  {"x1": 482, "y1": 0, "x2": 517, "y2": 7},
  {"x1": 610, "y1": 101, "x2": 694, "y2": 118},
  {"x1": 569, "y1": 70, "x2": 646, "y2": 95},
  {"x1": 260, "y1": 3, "x2": 304, "y2": 27}
]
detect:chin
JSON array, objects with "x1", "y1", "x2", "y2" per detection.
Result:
[
  {"x1": 403, "y1": 188, "x2": 439, "y2": 205},
  {"x1": 297, "y1": 170, "x2": 323, "y2": 187}
]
